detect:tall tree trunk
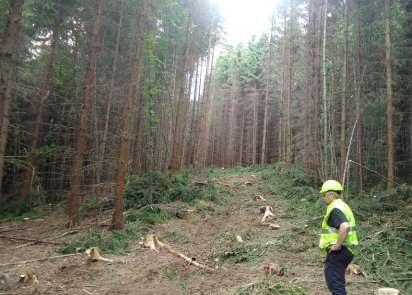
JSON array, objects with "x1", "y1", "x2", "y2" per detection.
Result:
[
  {"x1": 112, "y1": 0, "x2": 147, "y2": 230},
  {"x1": 0, "y1": 0, "x2": 25, "y2": 198},
  {"x1": 185, "y1": 61, "x2": 200, "y2": 166},
  {"x1": 409, "y1": 1, "x2": 412, "y2": 185},
  {"x1": 304, "y1": 0, "x2": 322, "y2": 178},
  {"x1": 286, "y1": 0, "x2": 294, "y2": 165},
  {"x1": 239, "y1": 104, "x2": 245, "y2": 165},
  {"x1": 67, "y1": 0, "x2": 104, "y2": 227},
  {"x1": 340, "y1": 0, "x2": 349, "y2": 180},
  {"x1": 169, "y1": 16, "x2": 192, "y2": 171},
  {"x1": 191, "y1": 59, "x2": 205, "y2": 165},
  {"x1": 279, "y1": 14, "x2": 287, "y2": 163},
  {"x1": 195, "y1": 30, "x2": 215, "y2": 167},
  {"x1": 384, "y1": 0, "x2": 395, "y2": 188},
  {"x1": 252, "y1": 83, "x2": 258, "y2": 165},
  {"x1": 100, "y1": 0, "x2": 125, "y2": 182},
  {"x1": 182, "y1": 63, "x2": 195, "y2": 166},
  {"x1": 355, "y1": 0, "x2": 364, "y2": 192},
  {"x1": 261, "y1": 17, "x2": 275, "y2": 164},
  {"x1": 21, "y1": 0, "x2": 62, "y2": 200},
  {"x1": 321, "y1": 0, "x2": 328, "y2": 177}
]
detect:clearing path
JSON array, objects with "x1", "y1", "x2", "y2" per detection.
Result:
[{"x1": 0, "y1": 170, "x2": 375, "y2": 294}]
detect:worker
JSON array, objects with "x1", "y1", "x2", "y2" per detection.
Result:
[{"x1": 319, "y1": 180, "x2": 359, "y2": 295}]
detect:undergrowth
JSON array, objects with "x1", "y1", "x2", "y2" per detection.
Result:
[
  {"x1": 124, "y1": 171, "x2": 218, "y2": 208},
  {"x1": 61, "y1": 170, "x2": 225, "y2": 255},
  {"x1": 217, "y1": 243, "x2": 272, "y2": 264},
  {"x1": 126, "y1": 206, "x2": 172, "y2": 225},
  {"x1": 235, "y1": 279, "x2": 307, "y2": 295},
  {"x1": 59, "y1": 222, "x2": 148, "y2": 255},
  {"x1": 0, "y1": 192, "x2": 46, "y2": 221}
]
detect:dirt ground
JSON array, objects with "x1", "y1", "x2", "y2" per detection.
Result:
[{"x1": 0, "y1": 173, "x2": 379, "y2": 294}]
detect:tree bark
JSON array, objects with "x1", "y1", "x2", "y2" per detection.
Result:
[
  {"x1": 321, "y1": 0, "x2": 328, "y2": 177},
  {"x1": 67, "y1": 0, "x2": 104, "y2": 227},
  {"x1": 100, "y1": 0, "x2": 125, "y2": 182},
  {"x1": 169, "y1": 16, "x2": 192, "y2": 171},
  {"x1": 261, "y1": 17, "x2": 275, "y2": 164},
  {"x1": 340, "y1": 0, "x2": 349, "y2": 180},
  {"x1": 0, "y1": 0, "x2": 25, "y2": 198},
  {"x1": 286, "y1": 0, "x2": 294, "y2": 165},
  {"x1": 384, "y1": 0, "x2": 395, "y2": 188},
  {"x1": 21, "y1": 0, "x2": 62, "y2": 200},
  {"x1": 185, "y1": 61, "x2": 200, "y2": 166},
  {"x1": 355, "y1": 0, "x2": 364, "y2": 192},
  {"x1": 111, "y1": 0, "x2": 147, "y2": 230},
  {"x1": 194, "y1": 29, "x2": 215, "y2": 167}
]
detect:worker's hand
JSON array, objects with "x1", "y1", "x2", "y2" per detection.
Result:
[{"x1": 329, "y1": 244, "x2": 341, "y2": 252}]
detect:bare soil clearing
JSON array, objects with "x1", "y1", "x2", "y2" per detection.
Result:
[{"x1": 0, "y1": 172, "x2": 376, "y2": 294}]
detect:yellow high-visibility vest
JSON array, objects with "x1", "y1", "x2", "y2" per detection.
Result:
[{"x1": 319, "y1": 199, "x2": 359, "y2": 254}]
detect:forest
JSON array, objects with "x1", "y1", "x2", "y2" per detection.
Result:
[{"x1": 0, "y1": 0, "x2": 412, "y2": 294}]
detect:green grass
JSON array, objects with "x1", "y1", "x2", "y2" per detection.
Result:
[
  {"x1": 162, "y1": 265, "x2": 178, "y2": 280},
  {"x1": 126, "y1": 206, "x2": 172, "y2": 225},
  {"x1": 235, "y1": 279, "x2": 307, "y2": 295}
]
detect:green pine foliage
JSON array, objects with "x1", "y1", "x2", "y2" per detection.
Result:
[
  {"x1": 235, "y1": 279, "x2": 307, "y2": 295},
  {"x1": 124, "y1": 171, "x2": 216, "y2": 209}
]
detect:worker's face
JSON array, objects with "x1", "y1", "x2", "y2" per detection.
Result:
[{"x1": 321, "y1": 193, "x2": 334, "y2": 205}]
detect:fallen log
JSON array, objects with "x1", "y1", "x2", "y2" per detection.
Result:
[{"x1": 13, "y1": 230, "x2": 78, "y2": 249}]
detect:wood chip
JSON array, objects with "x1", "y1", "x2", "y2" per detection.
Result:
[
  {"x1": 253, "y1": 195, "x2": 266, "y2": 201},
  {"x1": 268, "y1": 223, "x2": 281, "y2": 230}
]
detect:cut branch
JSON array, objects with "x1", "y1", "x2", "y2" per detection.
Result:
[
  {"x1": 0, "y1": 253, "x2": 81, "y2": 267},
  {"x1": 0, "y1": 235, "x2": 62, "y2": 245},
  {"x1": 141, "y1": 234, "x2": 214, "y2": 271}
]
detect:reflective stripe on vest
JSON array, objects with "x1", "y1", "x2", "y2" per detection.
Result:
[{"x1": 319, "y1": 199, "x2": 359, "y2": 254}]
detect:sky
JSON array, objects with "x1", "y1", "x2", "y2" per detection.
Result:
[{"x1": 212, "y1": 0, "x2": 278, "y2": 45}]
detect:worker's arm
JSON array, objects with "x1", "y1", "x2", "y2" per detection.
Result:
[{"x1": 329, "y1": 222, "x2": 350, "y2": 252}]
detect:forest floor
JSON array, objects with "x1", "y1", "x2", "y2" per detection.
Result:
[{"x1": 0, "y1": 168, "x2": 380, "y2": 294}]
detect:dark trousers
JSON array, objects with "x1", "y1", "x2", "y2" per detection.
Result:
[{"x1": 324, "y1": 247, "x2": 354, "y2": 295}]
